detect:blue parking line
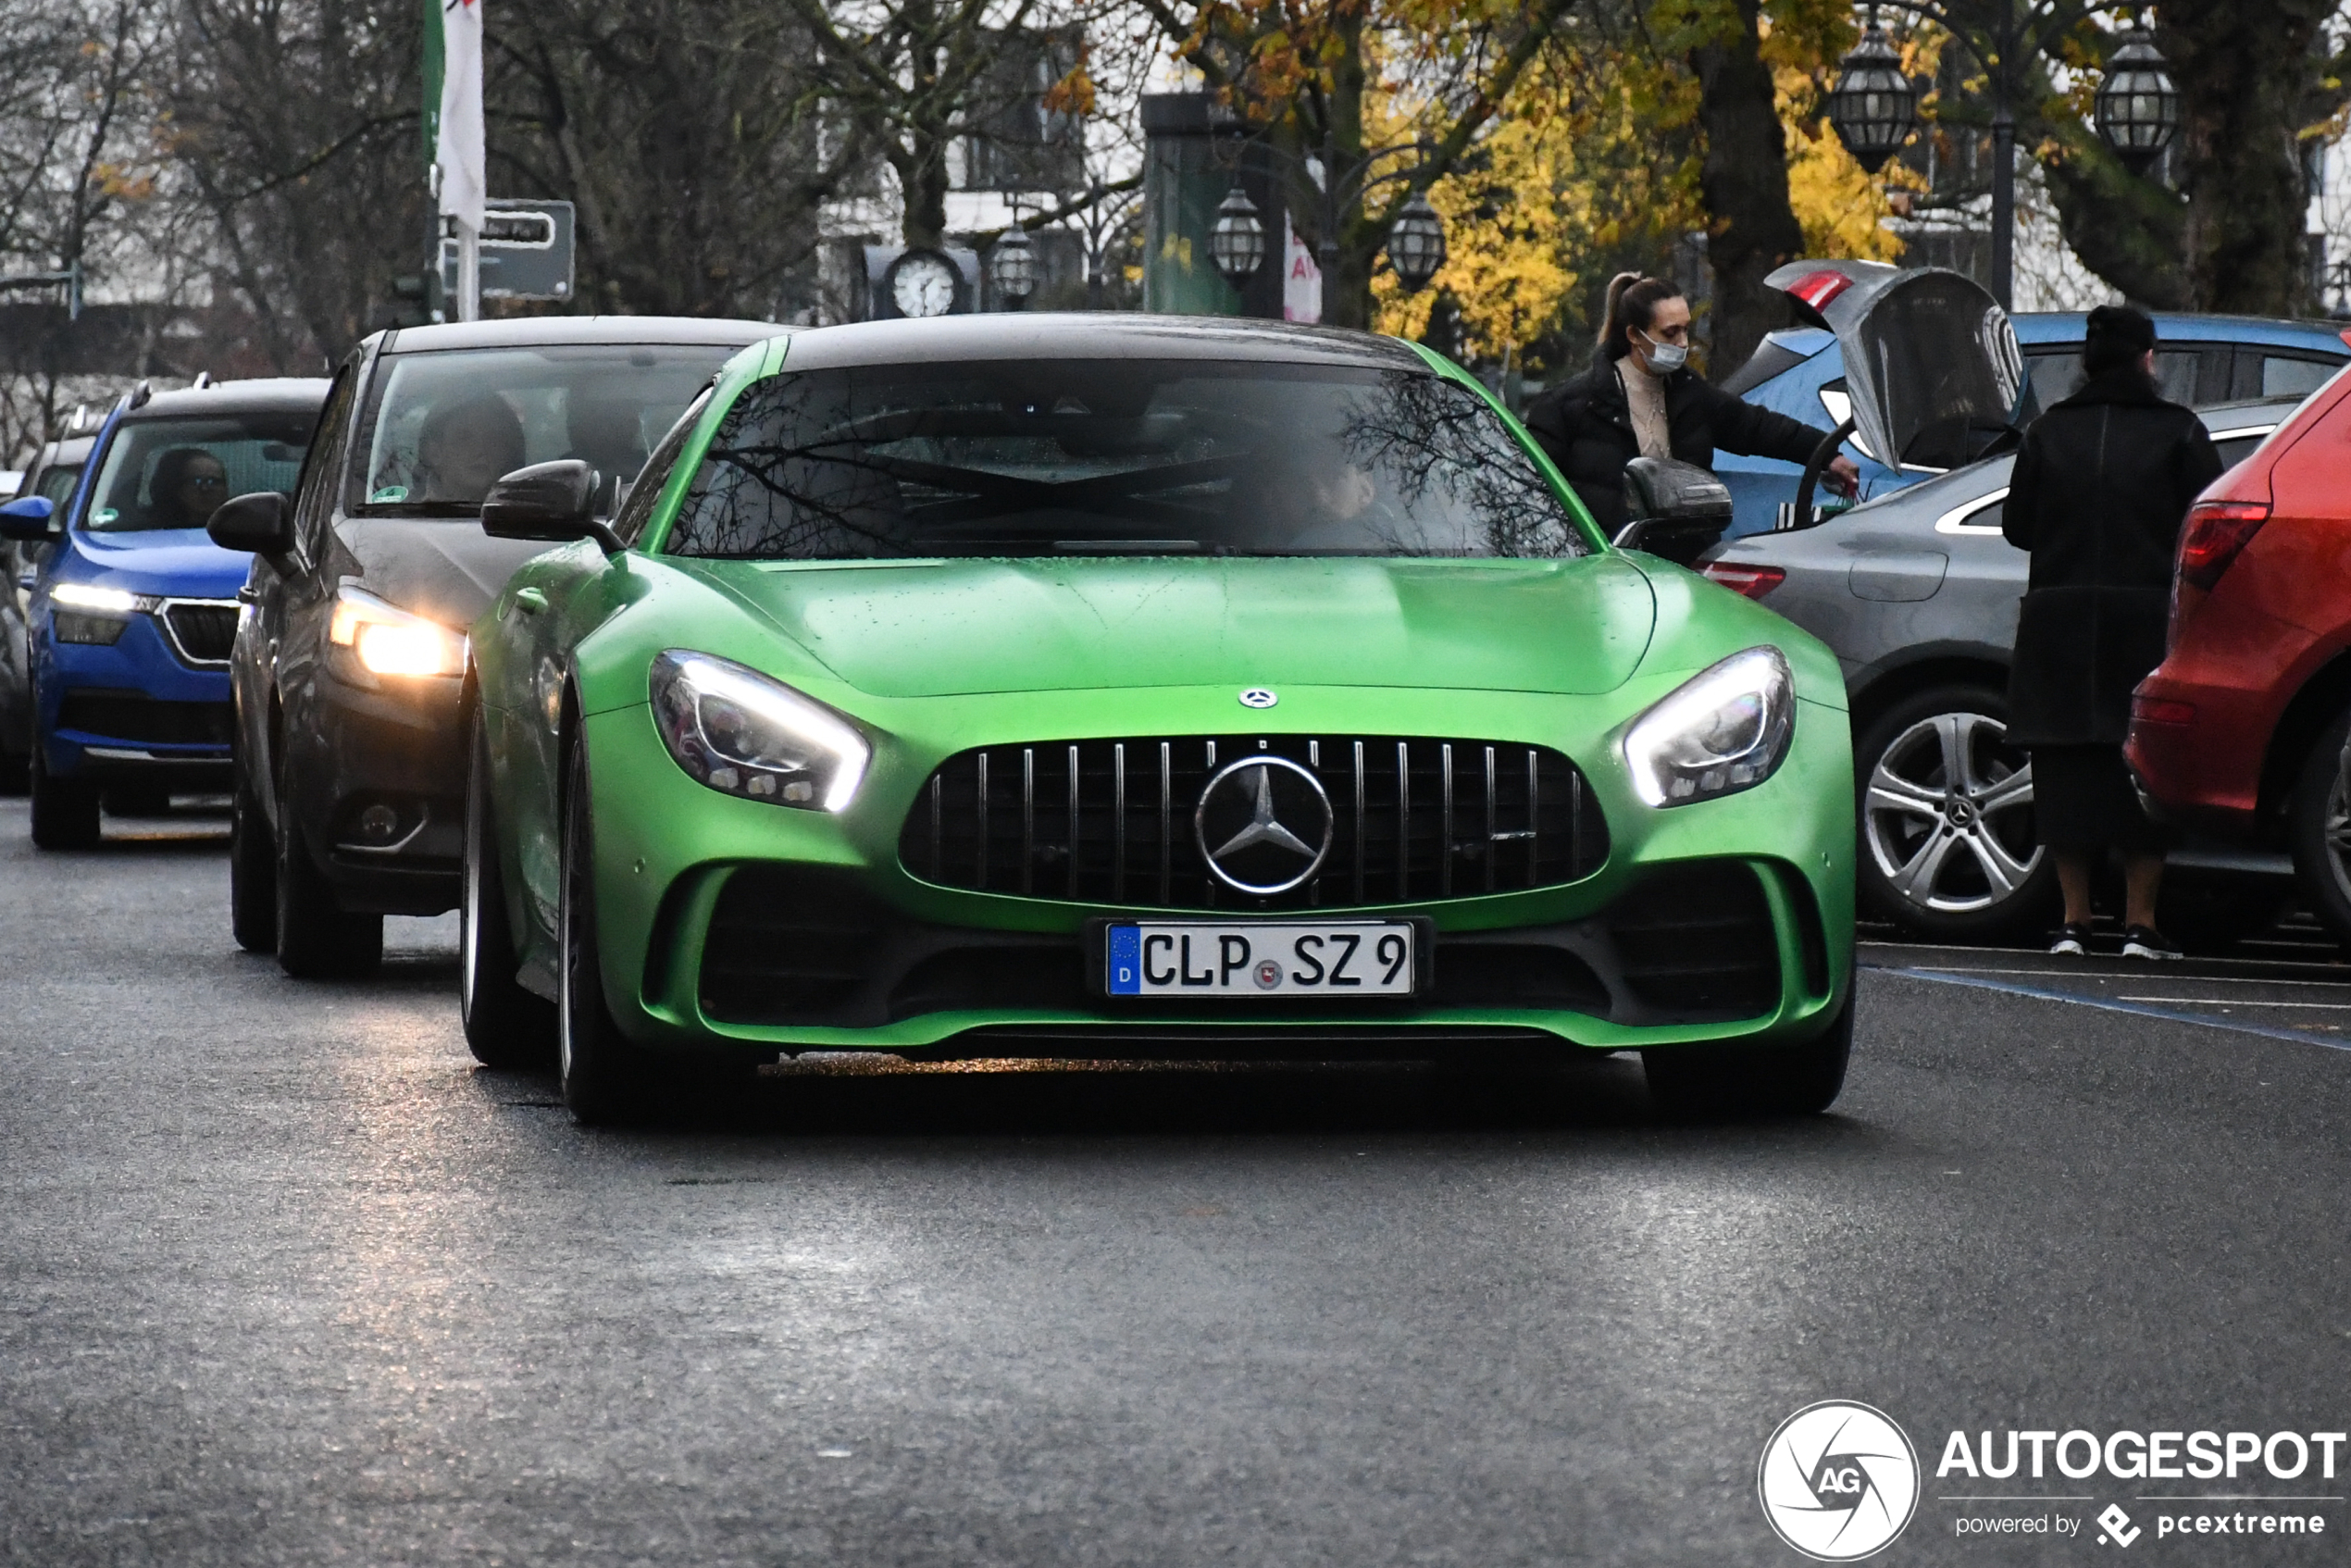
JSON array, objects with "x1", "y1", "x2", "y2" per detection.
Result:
[{"x1": 1869, "y1": 965, "x2": 2351, "y2": 1054}]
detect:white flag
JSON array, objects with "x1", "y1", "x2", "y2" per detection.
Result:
[{"x1": 436, "y1": 0, "x2": 485, "y2": 231}]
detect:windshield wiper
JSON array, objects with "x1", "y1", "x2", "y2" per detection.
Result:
[
  {"x1": 353, "y1": 500, "x2": 481, "y2": 517},
  {"x1": 1051, "y1": 539, "x2": 1202, "y2": 554}
]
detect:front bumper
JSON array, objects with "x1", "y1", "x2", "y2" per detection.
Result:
[
  {"x1": 39, "y1": 614, "x2": 232, "y2": 782},
  {"x1": 293, "y1": 661, "x2": 469, "y2": 915},
  {"x1": 568, "y1": 679, "x2": 1858, "y2": 1060}
]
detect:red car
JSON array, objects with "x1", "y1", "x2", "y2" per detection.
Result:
[{"x1": 2126, "y1": 348, "x2": 2351, "y2": 936}]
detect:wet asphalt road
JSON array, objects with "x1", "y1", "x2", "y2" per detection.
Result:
[{"x1": 4, "y1": 801, "x2": 2349, "y2": 1567}]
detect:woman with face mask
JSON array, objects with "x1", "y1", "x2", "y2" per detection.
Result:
[{"x1": 1524, "y1": 272, "x2": 1860, "y2": 538}]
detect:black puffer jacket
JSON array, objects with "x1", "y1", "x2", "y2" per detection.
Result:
[
  {"x1": 2001, "y1": 368, "x2": 2222, "y2": 747},
  {"x1": 1522, "y1": 347, "x2": 1835, "y2": 534}
]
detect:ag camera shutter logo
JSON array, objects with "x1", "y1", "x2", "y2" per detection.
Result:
[{"x1": 1759, "y1": 1400, "x2": 1921, "y2": 1561}]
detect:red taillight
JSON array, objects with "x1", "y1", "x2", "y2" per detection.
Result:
[
  {"x1": 2132, "y1": 695, "x2": 2196, "y2": 726},
  {"x1": 1700, "y1": 561, "x2": 1786, "y2": 600},
  {"x1": 1785, "y1": 269, "x2": 1854, "y2": 314},
  {"x1": 2176, "y1": 501, "x2": 2270, "y2": 591}
]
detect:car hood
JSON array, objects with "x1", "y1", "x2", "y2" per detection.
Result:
[
  {"x1": 692, "y1": 554, "x2": 1659, "y2": 698},
  {"x1": 336, "y1": 516, "x2": 563, "y2": 629},
  {"x1": 68, "y1": 528, "x2": 251, "y2": 598}
]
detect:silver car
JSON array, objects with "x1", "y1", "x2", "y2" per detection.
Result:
[{"x1": 1698, "y1": 396, "x2": 2301, "y2": 943}]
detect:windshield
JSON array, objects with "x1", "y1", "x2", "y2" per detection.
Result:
[
  {"x1": 660, "y1": 359, "x2": 1587, "y2": 560},
  {"x1": 351, "y1": 343, "x2": 739, "y2": 516},
  {"x1": 84, "y1": 413, "x2": 313, "y2": 533}
]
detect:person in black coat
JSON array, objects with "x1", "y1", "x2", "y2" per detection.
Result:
[
  {"x1": 2002, "y1": 304, "x2": 2223, "y2": 960},
  {"x1": 1522, "y1": 272, "x2": 1858, "y2": 536}
]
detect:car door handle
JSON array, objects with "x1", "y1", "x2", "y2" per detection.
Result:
[{"x1": 512, "y1": 587, "x2": 548, "y2": 616}]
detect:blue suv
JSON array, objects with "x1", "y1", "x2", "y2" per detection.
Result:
[
  {"x1": 1713, "y1": 260, "x2": 2349, "y2": 540},
  {"x1": 0, "y1": 379, "x2": 325, "y2": 846}
]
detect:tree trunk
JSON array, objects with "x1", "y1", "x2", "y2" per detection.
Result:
[
  {"x1": 1689, "y1": 0, "x2": 1805, "y2": 378},
  {"x1": 1323, "y1": 6, "x2": 1372, "y2": 330},
  {"x1": 2034, "y1": 118, "x2": 2190, "y2": 310},
  {"x1": 2158, "y1": 0, "x2": 2331, "y2": 315}
]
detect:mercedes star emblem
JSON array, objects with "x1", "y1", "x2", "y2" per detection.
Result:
[
  {"x1": 1193, "y1": 755, "x2": 1333, "y2": 896},
  {"x1": 1238, "y1": 688, "x2": 1278, "y2": 710}
]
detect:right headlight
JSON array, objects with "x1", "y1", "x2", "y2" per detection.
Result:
[
  {"x1": 1622, "y1": 646, "x2": 1795, "y2": 808},
  {"x1": 648, "y1": 650, "x2": 870, "y2": 812}
]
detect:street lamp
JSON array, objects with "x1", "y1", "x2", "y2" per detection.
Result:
[
  {"x1": 2093, "y1": 30, "x2": 2180, "y2": 172},
  {"x1": 1208, "y1": 185, "x2": 1266, "y2": 286},
  {"x1": 1385, "y1": 192, "x2": 1447, "y2": 292},
  {"x1": 1825, "y1": 6, "x2": 2180, "y2": 311},
  {"x1": 990, "y1": 225, "x2": 1037, "y2": 307},
  {"x1": 1823, "y1": 20, "x2": 1918, "y2": 174}
]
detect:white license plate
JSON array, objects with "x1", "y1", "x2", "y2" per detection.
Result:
[{"x1": 1104, "y1": 922, "x2": 1417, "y2": 998}]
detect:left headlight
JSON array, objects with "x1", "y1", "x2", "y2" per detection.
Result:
[
  {"x1": 1622, "y1": 646, "x2": 1796, "y2": 808},
  {"x1": 649, "y1": 650, "x2": 870, "y2": 812},
  {"x1": 329, "y1": 585, "x2": 466, "y2": 678}
]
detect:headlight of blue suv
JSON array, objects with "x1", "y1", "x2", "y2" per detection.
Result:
[
  {"x1": 1622, "y1": 646, "x2": 1795, "y2": 807},
  {"x1": 50, "y1": 583, "x2": 159, "y2": 645},
  {"x1": 649, "y1": 650, "x2": 871, "y2": 812}
]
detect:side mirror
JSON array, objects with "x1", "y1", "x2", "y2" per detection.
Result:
[
  {"x1": 480, "y1": 459, "x2": 623, "y2": 554},
  {"x1": 0, "y1": 495, "x2": 56, "y2": 541},
  {"x1": 207, "y1": 491, "x2": 296, "y2": 561},
  {"x1": 1613, "y1": 456, "x2": 1733, "y2": 566}
]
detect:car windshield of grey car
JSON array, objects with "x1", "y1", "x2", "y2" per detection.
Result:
[
  {"x1": 83, "y1": 415, "x2": 314, "y2": 533},
  {"x1": 663, "y1": 359, "x2": 1589, "y2": 561},
  {"x1": 351, "y1": 344, "x2": 740, "y2": 516}
]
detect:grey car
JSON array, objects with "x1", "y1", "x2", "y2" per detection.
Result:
[
  {"x1": 2, "y1": 435, "x2": 94, "y2": 781},
  {"x1": 1698, "y1": 395, "x2": 2301, "y2": 943}
]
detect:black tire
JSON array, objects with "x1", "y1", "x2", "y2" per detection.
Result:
[
  {"x1": 461, "y1": 711, "x2": 556, "y2": 1068},
  {"x1": 274, "y1": 793, "x2": 382, "y2": 978},
  {"x1": 0, "y1": 751, "x2": 28, "y2": 796},
  {"x1": 229, "y1": 751, "x2": 277, "y2": 954},
  {"x1": 28, "y1": 748, "x2": 100, "y2": 850},
  {"x1": 2287, "y1": 705, "x2": 2351, "y2": 944},
  {"x1": 558, "y1": 739, "x2": 648, "y2": 1124},
  {"x1": 1643, "y1": 989, "x2": 1854, "y2": 1119},
  {"x1": 1853, "y1": 685, "x2": 2057, "y2": 941}
]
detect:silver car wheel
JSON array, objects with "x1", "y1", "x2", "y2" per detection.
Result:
[{"x1": 1863, "y1": 710, "x2": 2041, "y2": 916}]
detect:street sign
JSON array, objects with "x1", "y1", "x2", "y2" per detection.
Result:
[{"x1": 439, "y1": 199, "x2": 576, "y2": 302}]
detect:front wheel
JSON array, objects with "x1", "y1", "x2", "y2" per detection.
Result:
[
  {"x1": 1854, "y1": 686, "x2": 2056, "y2": 940},
  {"x1": 2287, "y1": 705, "x2": 2351, "y2": 944},
  {"x1": 28, "y1": 749, "x2": 100, "y2": 850},
  {"x1": 1642, "y1": 990, "x2": 1854, "y2": 1119},
  {"x1": 559, "y1": 740, "x2": 648, "y2": 1124},
  {"x1": 275, "y1": 796, "x2": 382, "y2": 978},
  {"x1": 229, "y1": 750, "x2": 277, "y2": 953},
  {"x1": 461, "y1": 710, "x2": 555, "y2": 1068}
]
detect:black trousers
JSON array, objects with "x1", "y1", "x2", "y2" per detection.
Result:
[{"x1": 2031, "y1": 743, "x2": 2169, "y2": 852}]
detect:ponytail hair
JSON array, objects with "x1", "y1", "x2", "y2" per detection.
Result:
[{"x1": 1598, "y1": 271, "x2": 1686, "y2": 360}]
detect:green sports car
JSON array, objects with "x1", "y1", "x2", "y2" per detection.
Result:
[{"x1": 459, "y1": 316, "x2": 1856, "y2": 1123}]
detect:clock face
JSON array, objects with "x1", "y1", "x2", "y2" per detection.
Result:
[{"x1": 890, "y1": 252, "x2": 959, "y2": 318}]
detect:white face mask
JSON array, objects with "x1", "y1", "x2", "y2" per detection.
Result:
[{"x1": 1641, "y1": 332, "x2": 1688, "y2": 373}]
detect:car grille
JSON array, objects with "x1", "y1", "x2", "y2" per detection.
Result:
[
  {"x1": 56, "y1": 690, "x2": 234, "y2": 747},
  {"x1": 160, "y1": 602, "x2": 237, "y2": 666},
  {"x1": 899, "y1": 734, "x2": 1610, "y2": 911},
  {"x1": 696, "y1": 859, "x2": 1781, "y2": 1031}
]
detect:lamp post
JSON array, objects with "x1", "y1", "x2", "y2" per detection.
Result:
[
  {"x1": 1825, "y1": 6, "x2": 2180, "y2": 310},
  {"x1": 1209, "y1": 135, "x2": 1448, "y2": 320}
]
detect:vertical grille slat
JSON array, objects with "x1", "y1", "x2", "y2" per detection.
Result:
[{"x1": 904, "y1": 732, "x2": 1608, "y2": 912}]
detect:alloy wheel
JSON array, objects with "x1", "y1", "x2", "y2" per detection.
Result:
[
  {"x1": 2322, "y1": 735, "x2": 2351, "y2": 907},
  {"x1": 1862, "y1": 710, "x2": 2041, "y2": 916}
]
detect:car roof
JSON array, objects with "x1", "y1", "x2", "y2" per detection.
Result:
[
  {"x1": 120, "y1": 378, "x2": 330, "y2": 420},
  {"x1": 2012, "y1": 312, "x2": 2349, "y2": 354},
  {"x1": 768, "y1": 313, "x2": 1429, "y2": 374},
  {"x1": 32, "y1": 436, "x2": 94, "y2": 467},
  {"x1": 377, "y1": 316, "x2": 782, "y2": 355},
  {"x1": 2199, "y1": 395, "x2": 2311, "y2": 430}
]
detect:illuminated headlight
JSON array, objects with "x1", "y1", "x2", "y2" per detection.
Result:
[
  {"x1": 52, "y1": 583, "x2": 157, "y2": 615},
  {"x1": 1622, "y1": 646, "x2": 1796, "y2": 807},
  {"x1": 329, "y1": 585, "x2": 466, "y2": 678},
  {"x1": 649, "y1": 650, "x2": 869, "y2": 812}
]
